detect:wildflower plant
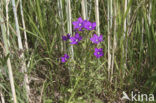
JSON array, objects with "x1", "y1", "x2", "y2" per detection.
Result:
[{"x1": 60, "y1": 17, "x2": 104, "y2": 63}]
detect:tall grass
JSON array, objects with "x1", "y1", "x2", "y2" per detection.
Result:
[
  {"x1": 0, "y1": 0, "x2": 156, "y2": 102},
  {"x1": 0, "y1": 1, "x2": 17, "y2": 103}
]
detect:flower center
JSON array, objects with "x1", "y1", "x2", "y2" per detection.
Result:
[
  {"x1": 89, "y1": 26, "x2": 92, "y2": 28},
  {"x1": 75, "y1": 39, "x2": 78, "y2": 42},
  {"x1": 98, "y1": 52, "x2": 100, "y2": 55},
  {"x1": 79, "y1": 23, "x2": 82, "y2": 26}
]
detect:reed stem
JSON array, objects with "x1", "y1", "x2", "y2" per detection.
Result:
[
  {"x1": 0, "y1": 2, "x2": 17, "y2": 103},
  {"x1": 81, "y1": 0, "x2": 87, "y2": 20},
  {"x1": 20, "y1": 0, "x2": 28, "y2": 49},
  {"x1": 11, "y1": 0, "x2": 31, "y2": 102},
  {"x1": 66, "y1": 0, "x2": 74, "y2": 59},
  {"x1": 107, "y1": 0, "x2": 112, "y2": 80},
  {"x1": 95, "y1": 0, "x2": 100, "y2": 35}
]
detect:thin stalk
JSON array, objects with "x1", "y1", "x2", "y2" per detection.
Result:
[
  {"x1": 142, "y1": 18, "x2": 144, "y2": 49},
  {"x1": 111, "y1": 1, "x2": 117, "y2": 82},
  {"x1": 148, "y1": 0, "x2": 152, "y2": 25},
  {"x1": 123, "y1": 0, "x2": 128, "y2": 77},
  {"x1": 11, "y1": 0, "x2": 31, "y2": 102},
  {"x1": 107, "y1": 0, "x2": 112, "y2": 80},
  {"x1": 0, "y1": 90, "x2": 5, "y2": 103},
  {"x1": 110, "y1": 0, "x2": 113, "y2": 27},
  {"x1": 66, "y1": 0, "x2": 74, "y2": 59},
  {"x1": 58, "y1": 0, "x2": 65, "y2": 52},
  {"x1": 20, "y1": 0, "x2": 32, "y2": 70},
  {"x1": 6, "y1": 0, "x2": 10, "y2": 46},
  {"x1": 0, "y1": 3, "x2": 17, "y2": 103},
  {"x1": 140, "y1": 17, "x2": 144, "y2": 72},
  {"x1": 126, "y1": 0, "x2": 131, "y2": 66},
  {"x1": 88, "y1": 0, "x2": 92, "y2": 20},
  {"x1": 124, "y1": 0, "x2": 127, "y2": 37},
  {"x1": 127, "y1": 0, "x2": 131, "y2": 27},
  {"x1": 81, "y1": 0, "x2": 87, "y2": 20},
  {"x1": 12, "y1": 0, "x2": 23, "y2": 49},
  {"x1": 127, "y1": 0, "x2": 131, "y2": 60},
  {"x1": 85, "y1": 0, "x2": 88, "y2": 19},
  {"x1": 20, "y1": 0, "x2": 28, "y2": 49},
  {"x1": 95, "y1": 0, "x2": 100, "y2": 35}
]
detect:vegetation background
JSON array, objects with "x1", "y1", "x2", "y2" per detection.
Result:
[{"x1": 0, "y1": 0, "x2": 156, "y2": 103}]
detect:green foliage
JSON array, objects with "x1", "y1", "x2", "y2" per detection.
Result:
[{"x1": 0, "y1": 0, "x2": 156, "y2": 102}]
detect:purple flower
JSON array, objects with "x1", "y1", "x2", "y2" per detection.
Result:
[
  {"x1": 62, "y1": 33, "x2": 71, "y2": 41},
  {"x1": 94, "y1": 48, "x2": 104, "y2": 58},
  {"x1": 83, "y1": 20, "x2": 96, "y2": 30},
  {"x1": 72, "y1": 17, "x2": 84, "y2": 30},
  {"x1": 90, "y1": 34, "x2": 103, "y2": 44},
  {"x1": 67, "y1": 33, "x2": 71, "y2": 39},
  {"x1": 70, "y1": 33, "x2": 82, "y2": 45},
  {"x1": 62, "y1": 36, "x2": 68, "y2": 41},
  {"x1": 61, "y1": 54, "x2": 69, "y2": 63}
]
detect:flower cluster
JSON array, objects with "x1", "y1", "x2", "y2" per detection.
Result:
[
  {"x1": 60, "y1": 17, "x2": 104, "y2": 63},
  {"x1": 72, "y1": 17, "x2": 96, "y2": 31}
]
